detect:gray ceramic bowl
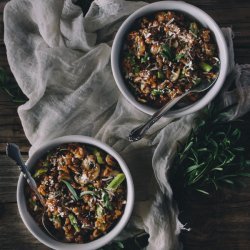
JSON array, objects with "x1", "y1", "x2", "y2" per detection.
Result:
[
  {"x1": 111, "y1": 1, "x2": 229, "y2": 117},
  {"x1": 17, "y1": 135, "x2": 134, "y2": 250}
]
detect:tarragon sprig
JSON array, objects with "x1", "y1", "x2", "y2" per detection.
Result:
[
  {"x1": 172, "y1": 103, "x2": 250, "y2": 195},
  {"x1": 0, "y1": 68, "x2": 27, "y2": 103}
]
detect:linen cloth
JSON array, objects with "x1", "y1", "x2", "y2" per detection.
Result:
[{"x1": 4, "y1": 0, "x2": 250, "y2": 249}]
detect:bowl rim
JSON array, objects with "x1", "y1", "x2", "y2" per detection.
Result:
[
  {"x1": 16, "y1": 135, "x2": 134, "y2": 250},
  {"x1": 111, "y1": 0, "x2": 229, "y2": 118}
]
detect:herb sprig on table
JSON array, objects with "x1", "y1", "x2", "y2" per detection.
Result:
[
  {"x1": 0, "y1": 68, "x2": 27, "y2": 103},
  {"x1": 172, "y1": 104, "x2": 250, "y2": 195},
  {"x1": 98, "y1": 230, "x2": 149, "y2": 250}
]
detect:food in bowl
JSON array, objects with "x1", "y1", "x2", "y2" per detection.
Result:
[
  {"x1": 25, "y1": 143, "x2": 127, "y2": 243},
  {"x1": 121, "y1": 10, "x2": 220, "y2": 108}
]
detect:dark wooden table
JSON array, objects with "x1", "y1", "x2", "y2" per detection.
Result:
[{"x1": 1, "y1": 0, "x2": 250, "y2": 249}]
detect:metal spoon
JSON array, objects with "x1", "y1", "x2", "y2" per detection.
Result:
[
  {"x1": 6, "y1": 143, "x2": 60, "y2": 240},
  {"x1": 128, "y1": 79, "x2": 217, "y2": 142}
]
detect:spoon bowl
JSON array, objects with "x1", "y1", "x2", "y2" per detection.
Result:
[{"x1": 129, "y1": 78, "x2": 217, "y2": 142}]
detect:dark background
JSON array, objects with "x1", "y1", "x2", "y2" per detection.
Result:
[{"x1": 1, "y1": 0, "x2": 250, "y2": 249}]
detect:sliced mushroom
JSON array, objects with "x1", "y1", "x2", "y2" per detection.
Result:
[
  {"x1": 77, "y1": 164, "x2": 101, "y2": 183},
  {"x1": 82, "y1": 155, "x2": 96, "y2": 170},
  {"x1": 135, "y1": 36, "x2": 146, "y2": 58},
  {"x1": 170, "y1": 68, "x2": 180, "y2": 82},
  {"x1": 88, "y1": 164, "x2": 100, "y2": 181},
  {"x1": 74, "y1": 146, "x2": 86, "y2": 159}
]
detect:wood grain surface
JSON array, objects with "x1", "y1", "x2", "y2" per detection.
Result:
[{"x1": 1, "y1": 0, "x2": 250, "y2": 249}]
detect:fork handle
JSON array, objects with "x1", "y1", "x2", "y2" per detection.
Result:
[{"x1": 128, "y1": 92, "x2": 189, "y2": 142}]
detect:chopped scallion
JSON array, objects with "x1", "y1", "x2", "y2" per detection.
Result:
[
  {"x1": 200, "y1": 62, "x2": 213, "y2": 72},
  {"x1": 33, "y1": 168, "x2": 48, "y2": 178},
  {"x1": 107, "y1": 173, "x2": 125, "y2": 191},
  {"x1": 151, "y1": 89, "x2": 163, "y2": 96},
  {"x1": 68, "y1": 214, "x2": 80, "y2": 233}
]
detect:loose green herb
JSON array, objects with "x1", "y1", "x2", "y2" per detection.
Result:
[
  {"x1": 161, "y1": 44, "x2": 173, "y2": 60},
  {"x1": 50, "y1": 214, "x2": 62, "y2": 228},
  {"x1": 61, "y1": 180, "x2": 79, "y2": 201},
  {"x1": 98, "y1": 230, "x2": 149, "y2": 250},
  {"x1": 175, "y1": 53, "x2": 185, "y2": 62},
  {"x1": 141, "y1": 53, "x2": 149, "y2": 63},
  {"x1": 42, "y1": 161, "x2": 50, "y2": 167},
  {"x1": 157, "y1": 71, "x2": 165, "y2": 79},
  {"x1": 133, "y1": 66, "x2": 140, "y2": 74},
  {"x1": 80, "y1": 190, "x2": 96, "y2": 197},
  {"x1": 193, "y1": 77, "x2": 202, "y2": 85},
  {"x1": 172, "y1": 104, "x2": 250, "y2": 195},
  {"x1": 33, "y1": 168, "x2": 48, "y2": 178},
  {"x1": 101, "y1": 191, "x2": 113, "y2": 210},
  {"x1": 189, "y1": 22, "x2": 198, "y2": 35},
  {"x1": 151, "y1": 89, "x2": 164, "y2": 96},
  {"x1": 96, "y1": 205, "x2": 104, "y2": 217},
  {"x1": 0, "y1": 68, "x2": 27, "y2": 103},
  {"x1": 29, "y1": 198, "x2": 37, "y2": 207}
]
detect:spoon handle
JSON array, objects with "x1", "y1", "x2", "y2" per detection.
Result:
[
  {"x1": 129, "y1": 92, "x2": 189, "y2": 142},
  {"x1": 6, "y1": 143, "x2": 45, "y2": 206}
]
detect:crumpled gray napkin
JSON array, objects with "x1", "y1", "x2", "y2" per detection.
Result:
[{"x1": 4, "y1": 0, "x2": 250, "y2": 249}]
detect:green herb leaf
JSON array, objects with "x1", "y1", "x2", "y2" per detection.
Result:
[
  {"x1": 80, "y1": 191, "x2": 96, "y2": 197},
  {"x1": 234, "y1": 147, "x2": 245, "y2": 152},
  {"x1": 186, "y1": 163, "x2": 205, "y2": 174},
  {"x1": 33, "y1": 168, "x2": 48, "y2": 178},
  {"x1": 101, "y1": 191, "x2": 113, "y2": 210},
  {"x1": 238, "y1": 173, "x2": 250, "y2": 178},
  {"x1": 96, "y1": 205, "x2": 104, "y2": 217},
  {"x1": 222, "y1": 179, "x2": 235, "y2": 185},
  {"x1": 42, "y1": 161, "x2": 50, "y2": 167},
  {"x1": 141, "y1": 53, "x2": 149, "y2": 63},
  {"x1": 196, "y1": 189, "x2": 209, "y2": 195},
  {"x1": 115, "y1": 241, "x2": 125, "y2": 249},
  {"x1": 133, "y1": 66, "x2": 140, "y2": 74},
  {"x1": 151, "y1": 89, "x2": 163, "y2": 96},
  {"x1": 61, "y1": 180, "x2": 79, "y2": 201},
  {"x1": 161, "y1": 44, "x2": 173, "y2": 60},
  {"x1": 157, "y1": 71, "x2": 164, "y2": 79},
  {"x1": 175, "y1": 53, "x2": 185, "y2": 61},
  {"x1": 0, "y1": 67, "x2": 27, "y2": 104},
  {"x1": 193, "y1": 77, "x2": 202, "y2": 85}
]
